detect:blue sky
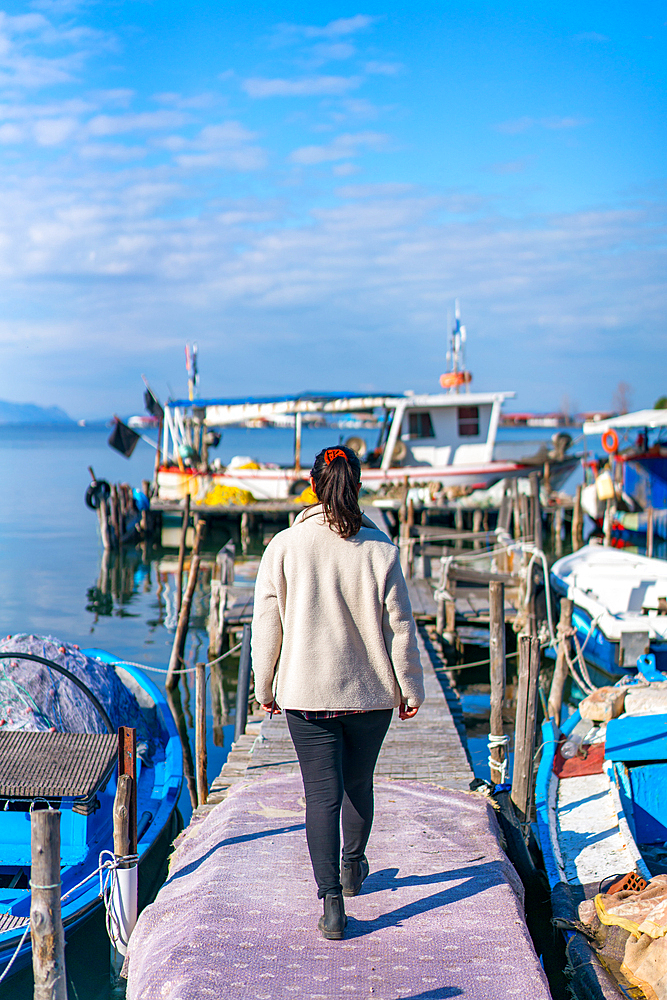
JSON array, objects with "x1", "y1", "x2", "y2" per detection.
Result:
[{"x1": 0, "y1": 0, "x2": 664, "y2": 417}]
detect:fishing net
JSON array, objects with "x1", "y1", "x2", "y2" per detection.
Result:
[{"x1": 0, "y1": 634, "x2": 157, "y2": 749}]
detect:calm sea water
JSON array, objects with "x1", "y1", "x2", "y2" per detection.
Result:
[{"x1": 1, "y1": 420, "x2": 587, "y2": 997}]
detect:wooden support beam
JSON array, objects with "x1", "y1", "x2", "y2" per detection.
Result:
[
  {"x1": 31, "y1": 809, "x2": 67, "y2": 1000},
  {"x1": 530, "y1": 471, "x2": 543, "y2": 550},
  {"x1": 548, "y1": 598, "x2": 572, "y2": 725},
  {"x1": 117, "y1": 726, "x2": 137, "y2": 858},
  {"x1": 234, "y1": 624, "x2": 253, "y2": 743},
  {"x1": 176, "y1": 494, "x2": 191, "y2": 614},
  {"x1": 572, "y1": 484, "x2": 584, "y2": 551},
  {"x1": 511, "y1": 635, "x2": 541, "y2": 824},
  {"x1": 488, "y1": 581, "x2": 507, "y2": 785},
  {"x1": 195, "y1": 662, "x2": 208, "y2": 806},
  {"x1": 167, "y1": 517, "x2": 206, "y2": 690}
]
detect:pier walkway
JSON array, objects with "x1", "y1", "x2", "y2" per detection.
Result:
[{"x1": 124, "y1": 628, "x2": 552, "y2": 1000}]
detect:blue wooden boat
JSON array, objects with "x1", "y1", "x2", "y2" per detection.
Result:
[
  {"x1": 0, "y1": 639, "x2": 182, "y2": 979},
  {"x1": 536, "y1": 655, "x2": 667, "y2": 998},
  {"x1": 550, "y1": 543, "x2": 667, "y2": 686},
  {"x1": 583, "y1": 408, "x2": 667, "y2": 541}
]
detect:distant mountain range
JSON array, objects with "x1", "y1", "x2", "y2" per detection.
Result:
[{"x1": 0, "y1": 400, "x2": 73, "y2": 424}]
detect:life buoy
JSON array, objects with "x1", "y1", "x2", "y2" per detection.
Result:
[
  {"x1": 85, "y1": 479, "x2": 111, "y2": 509},
  {"x1": 601, "y1": 429, "x2": 619, "y2": 454}
]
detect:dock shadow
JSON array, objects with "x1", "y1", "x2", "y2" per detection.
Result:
[
  {"x1": 402, "y1": 989, "x2": 463, "y2": 999},
  {"x1": 165, "y1": 822, "x2": 305, "y2": 885},
  {"x1": 344, "y1": 860, "x2": 507, "y2": 939}
]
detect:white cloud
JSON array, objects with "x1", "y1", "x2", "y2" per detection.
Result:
[
  {"x1": 494, "y1": 116, "x2": 589, "y2": 134},
  {"x1": 242, "y1": 75, "x2": 362, "y2": 98},
  {"x1": 79, "y1": 142, "x2": 147, "y2": 160},
  {"x1": 0, "y1": 122, "x2": 23, "y2": 142},
  {"x1": 365, "y1": 61, "x2": 402, "y2": 75},
  {"x1": 290, "y1": 131, "x2": 389, "y2": 164},
  {"x1": 33, "y1": 115, "x2": 77, "y2": 145},
  {"x1": 273, "y1": 15, "x2": 376, "y2": 43},
  {"x1": 85, "y1": 110, "x2": 190, "y2": 136},
  {"x1": 332, "y1": 162, "x2": 359, "y2": 176},
  {"x1": 311, "y1": 42, "x2": 356, "y2": 61},
  {"x1": 161, "y1": 120, "x2": 267, "y2": 171},
  {"x1": 335, "y1": 182, "x2": 415, "y2": 198},
  {"x1": 574, "y1": 32, "x2": 609, "y2": 43}
]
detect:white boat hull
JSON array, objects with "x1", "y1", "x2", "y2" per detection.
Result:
[{"x1": 158, "y1": 456, "x2": 577, "y2": 502}]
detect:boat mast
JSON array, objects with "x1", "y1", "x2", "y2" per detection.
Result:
[{"x1": 441, "y1": 300, "x2": 472, "y2": 393}]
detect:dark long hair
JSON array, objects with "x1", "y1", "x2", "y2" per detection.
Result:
[{"x1": 309, "y1": 445, "x2": 362, "y2": 539}]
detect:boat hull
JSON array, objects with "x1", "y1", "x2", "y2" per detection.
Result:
[
  {"x1": 0, "y1": 652, "x2": 183, "y2": 978},
  {"x1": 157, "y1": 455, "x2": 579, "y2": 502}
]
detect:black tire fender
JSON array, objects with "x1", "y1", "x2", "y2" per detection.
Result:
[{"x1": 85, "y1": 479, "x2": 111, "y2": 509}]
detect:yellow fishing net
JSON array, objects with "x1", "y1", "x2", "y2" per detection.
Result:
[{"x1": 197, "y1": 483, "x2": 256, "y2": 506}]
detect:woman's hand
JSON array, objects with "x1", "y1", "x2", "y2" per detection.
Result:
[
  {"x1": 261, "y1": 702, "x2": 281, "y2": 715},
  {"x1": 399, "y1": 703, "x2": 419, "y2": 720}
]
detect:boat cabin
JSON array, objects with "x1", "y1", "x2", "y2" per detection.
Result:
[{"x1": 160, "y1": 390, "x2": 513, "y2": 474}]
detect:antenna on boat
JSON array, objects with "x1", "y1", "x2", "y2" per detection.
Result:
[
  {"x1": 186, "y1": 343, "x2": 199, "y2": 401},
  {"x1": 440, "y1": 299, "x2": 472, "y2": 393}
]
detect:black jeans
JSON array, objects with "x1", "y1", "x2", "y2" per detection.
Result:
[{"x1": 286, "y1": 709, "x2": 393, "y2": 898}]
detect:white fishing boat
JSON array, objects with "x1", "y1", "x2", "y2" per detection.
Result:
[
  {"x1": 550, "y1": 543, "x2": 667, "y2": 684},
  {"x1": 148, "y1": 312, "x2": 579, "y2": 503}
]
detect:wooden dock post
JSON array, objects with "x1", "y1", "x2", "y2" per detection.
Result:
[
  {"x1": 240, "y1": 512, "x2": 250, "y2": 556},
  {"x1": 234, "y1": 624, "x2": 252, "y2": 743},
  {"x1": 497, "y1": 480, "x2": 511, "y2": 533},
  {"x1": 553, "y1": 505, "x2": 564, "y2": 558},
  {"x1": 176, "y1": 494, "x2": 191, "y2": 613},
  {"x1": 195, "y1": 662, "x2": 208, "y2": 806},
  {"x1": 110, "y1": 773, "x2": 138, "y2": 973},
  {"x1": 511, "y1": 479, "x2": 521, "y2": 539},
  {"x1": 472, "y1": 508, "x2": 483, "y2": 549},
  {"x1": 572, "y1": 484, "x2": 584, "y2": 550},
  {"x1": 489, "y1": 581, "x2": 507, "y2": 785},
  {"x1": 511, "y1": 635, "x2": 541, "y2": 824},
  {"x1": 31, "y1": 809, "x2": 67, "y2": 1000},
  {"x1": 547, "y1": 598, "x2": 573, "y2": 725},
  {"x1": 166, "y1": 685, "x2": 198, "y2": 808},
  {"x1": 167, "y1": 518, "x2": 206, "y2": 690},
  {"x1": 530, "y1": 472, "x2": 542, "y2": 550}
]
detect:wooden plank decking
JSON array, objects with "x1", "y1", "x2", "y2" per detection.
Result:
[{"x1": 124, "y1": 624, "x2": 552, "y2": 1000}]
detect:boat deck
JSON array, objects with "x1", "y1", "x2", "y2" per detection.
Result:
[{"x1": 124, "y1": 628, "x2": 551, "y2": 1000}]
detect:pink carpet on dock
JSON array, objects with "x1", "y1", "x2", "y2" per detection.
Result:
[{"x1": 126, "y1": 775, "x2": 551, "y2": 1000}]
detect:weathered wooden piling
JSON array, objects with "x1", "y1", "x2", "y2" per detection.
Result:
[
  {"x1": 166, "y1": 685, "x2": 198, "y2": 808},
  {"x1": 488, "y1": 581, "x2": 507, "y2": 785},
  {"x1": 176, "y1": 494, "x2": 191, "y2": 613},
  {"x1": 234, "y1": 624, "x2": 252, "y2": 742},
  {"x1": 31, "y1": 809, "x2": 67, "y2": 1000},
  {"x1": 113, "y1": 773, "x2": 133, "y2": 861},
  {"x1": 547, "y1": 598, "x2": 573, "y2": 725},
  {"x1": 572, "y1": 484, "x2": 584, "y2": 550},
  {"x1": 166, "y1": 517, "x2": 206, "y2": 690},
  {"x1": 195, "y1": 662, "x2": 208, "y2": 807},
  {"x1": 530, "y1": 471, "x2": 542, "y2": 550},
  {"x1": 553, "y1": 505, "x2": 564, "y2": 558},
  {"x1": 511, "y1": 634, "x2": 541, "y2": 824}
]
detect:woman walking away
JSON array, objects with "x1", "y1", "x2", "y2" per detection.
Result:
[{"x1": 251, "y1": 445, "x2": 424, "y2": 940}]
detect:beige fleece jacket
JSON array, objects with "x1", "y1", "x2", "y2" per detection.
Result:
[{"x1": 251, "y1": 504, "x2": 424, "y2": 711}]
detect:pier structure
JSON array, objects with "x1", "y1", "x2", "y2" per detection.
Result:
[{"x1": 123, "y1": 627, "x2": 552, "y2": 1000}]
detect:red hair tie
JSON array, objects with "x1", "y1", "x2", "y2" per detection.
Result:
[{"x1": 324, "y1": 448, "x2": 348, "y2": 465}]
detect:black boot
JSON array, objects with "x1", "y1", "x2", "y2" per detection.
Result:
[
  {"x1": 341, "y1": 856, "x2": 369, "y2": 897},
  {"x1": 318, "y1": 891, "x2": 347, "y2": 940}
]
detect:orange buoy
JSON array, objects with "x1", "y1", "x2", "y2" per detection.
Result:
[
  {"x1": 440, "y1": 370, "x2": 472, "y2": 389},
  {"x1": 601, "y1": 428, "x2": 619, "y2": 454}
]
